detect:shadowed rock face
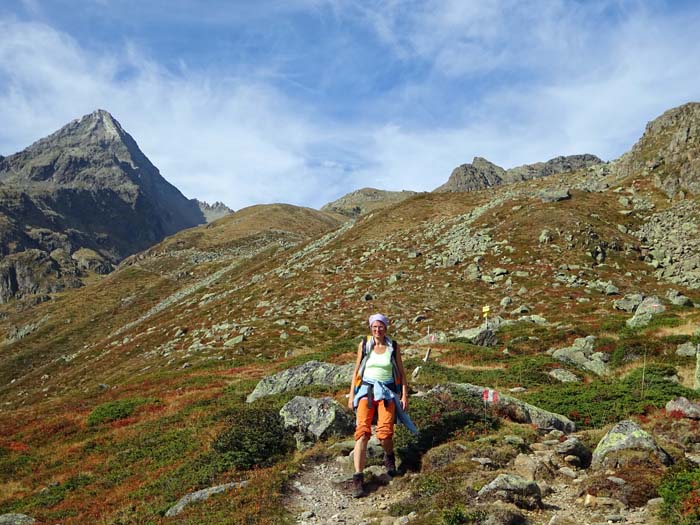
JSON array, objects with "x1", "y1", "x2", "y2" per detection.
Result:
[
  {"x1": 434, "y1": 154, "x2": 603, "y2": 193},
  {"x1": 0, "y1": 110, "x2": 205, "y2": 302}
]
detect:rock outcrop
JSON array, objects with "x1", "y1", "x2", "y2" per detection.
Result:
[
  {"x1": 626, "y1": 296, "x2": 665, "y2": 328},
  {"x1": 550, "y1": 336, "x2": 610, "y2": 376},
  {"x1": 320, "y1": 187, "x2": 418, "y2": 218},
  {"x1": 434, "y1": 154, "x2": 602, "y2": 193},
  {"x1": 164, "y1": 480, "x2": 249, "y2": 517},
  {"x1": 477, "y1": 473, "x2": 543, "y2": 509},
  {"x1": 280, "y1": 396, "x2": 354, "y2": 449},
  {"x1": 666, "y1": 397, "x2": 700, "y2": 419},
  {"x1": 591, "y1": 420, "x2": 672, "y2": 470},
  {"x1": 441, "y1": 383, "x2": 576, "y2": 432},
  {"x1": 194, "y1": 199, "x2": 234, "y2": 223},
  {"x1": 617, "y1": 102, "x2": 700, "y2": 198},
  {"x1": 0, "y1": 516, "x2": 35, "y2": 525},
  {"x1": 246, "y1": 360, "x2": 353, "y2": 402}
]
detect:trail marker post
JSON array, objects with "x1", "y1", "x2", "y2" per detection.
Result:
[{"x1": 482, "y1": 305, "x2": 490, "y2": 329}]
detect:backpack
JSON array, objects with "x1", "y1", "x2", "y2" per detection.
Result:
[{"x1": 353, "y1": 335, "x2": 403, "y2": 397}]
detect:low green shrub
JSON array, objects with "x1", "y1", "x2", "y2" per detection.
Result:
[
  {"x1": 0, "y1": 451, "x2": 34, "y2": 478},
  {"x1": 2, "y1": 473, "x2": 93, "y2": 513},
  {"x1": 523, "y1": 364, "x2": 697, "y2": 429},
  {"x1": 610, "y1": 335, "x2": 667, "y2": 368},
  {"x1": 395, "y1": 389, "x2": 498, "y2": 470},
  {"x1": 442, "y1": 505, "x2": 468, "y2": 525},
  {"x1": 87, "y1": 398, "x2": 153, "y2": 426},
  {"x1": 212, "y1": 406, "x2": 294, "y2": 470},
  {"x1": 114, "y1": 427, "x2": 195, "y2": 467},
  {"x1": 658, "y1": 465, "x2": 700, "y2": 525},
  {"x1": 441, "y1": 505, "x2": 484, "y2": 525},
  {"x1": 663, "y1": 334, "x2": 691, "y2": 345}
]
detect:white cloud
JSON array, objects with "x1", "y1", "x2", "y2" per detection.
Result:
[
  {"x1": 0, "y1": 18, "x2": 343, "y2": 210},
  {"x1": 1, "y1": 2, "x2": 699, "y2": 212}
]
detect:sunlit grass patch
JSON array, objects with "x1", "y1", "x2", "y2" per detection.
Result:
[{"x1": 87, "y1": 397, "x2": 157, "y2": 427}]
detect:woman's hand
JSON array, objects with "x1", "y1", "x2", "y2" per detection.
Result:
[
  {"x1": 401, "y1": 395, "x2": 408, "y2": 411},
  {"x1": 348, "y1": 395, "x2": 354, "y2": 410}
]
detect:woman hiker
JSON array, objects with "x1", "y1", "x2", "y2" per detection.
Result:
[{"x1": 348, "y1": 313, "x2": 417, "y2": 498}]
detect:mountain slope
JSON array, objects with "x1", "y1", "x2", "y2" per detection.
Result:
[{"x1": 2, "y1": 103, "x2": 700, "y2": 524}]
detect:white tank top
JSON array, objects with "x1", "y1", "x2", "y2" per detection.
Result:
[{"x1": 363, "y1": 345, "x2": 394, "y2": 382}]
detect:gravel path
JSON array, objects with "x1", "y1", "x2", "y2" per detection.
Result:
[
  {"x1": 285, "y1": 457, "x2": 411, "y2": 525},
  {"x1": 284, "y1": 451, "x2": 663, "y2": 525}
]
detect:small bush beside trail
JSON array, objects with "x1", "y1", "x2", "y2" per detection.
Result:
[
  {"x1": 395, "y1": 389, "x2": 499, "y2": 471},
  {"x1": 212, "y1": 406, "x2": 294, "y2": 470}
]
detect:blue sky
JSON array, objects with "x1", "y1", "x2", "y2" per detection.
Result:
[{"x1": 1, "y1": 0, "x2": 700, "y2": 210}]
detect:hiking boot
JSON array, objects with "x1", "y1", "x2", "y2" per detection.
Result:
[
  {"x1": 383, "y1": 453, "x2": 397, "y2": 476},
  {"x1": 351, "y1": 472, "x2": 365, "y2": 498}
]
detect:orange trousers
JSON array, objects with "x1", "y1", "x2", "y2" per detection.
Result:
[{"x1": 354, "y1": 397, "x2": 396, "y2": 441}]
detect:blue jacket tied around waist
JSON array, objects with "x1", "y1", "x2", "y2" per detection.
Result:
[{"x1": 353, "y1": 378, "x2": 418, "y2": 435}]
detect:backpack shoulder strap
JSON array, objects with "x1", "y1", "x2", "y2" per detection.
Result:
[
  {"x1": 361, "y1": 335, "x2": 370, "y2": 359},
  {"x1": 387, "y1": 337, "x2": 403, "y2": 387}
]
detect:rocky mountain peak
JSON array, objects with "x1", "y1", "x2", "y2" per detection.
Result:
[
  {"x1": 195, "y1": 199, "x2": 235, "y2": 223},
  {"x1": 471, "y1": 156, "x2": 503, "y2": 172},
  {"x1": 435, "y1": 154, "x2": 602, "y2": 193},
  {"x1": 617, "y1": 102, "x2": 700, "y2": 197},
  {"x1": 0, "y1": 109, "x2": 158, "y2": 192},
  {"x1": 320, "y1": 187, "x2": 418, "y2": 217},
  {"x1": 434, "y1": 156, "x2": 506, "y2": 193},
  {"x1": 0, "y1": 110, "x2": 205, "y2": 303},
  {"x1": 81, "y1": 108, "x2": 126, "y2": 141}
]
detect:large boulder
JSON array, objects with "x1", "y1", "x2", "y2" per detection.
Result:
[
  {"x1": 613, "y1": 293, "x2": 644, "y2": 312},
  {"x1": 414, "y1": 331, "x2": 449, "y2": 345},
  {"x1": 513, "y1": 453, "x2": 555, "y2": 482},
  {"x1": 0, "y1": 516, "x2": 35, "y2": 525},
  {"x1": 452, "y1": 316, "x2": 507, "y2": 339},
  {"x1": 591, "y1": 420, "x2": 672, "y2": 470},
  {"x1": 452, "y1": 326, "x2": 498, "y2": 347},
  {"x1": 444, "y1": 383, "x2": 575, "y2": 433},
  {"x1": 548, "y1": 369, "x2": 580, "y2": 383},
  {"x1": 627, "y1": 295, "x2": 666, "y2": 327},
  {"x1": 540, "y1": 188, "x2": 571, "y2": 203},
  {"x1": 667, "y1": 289, "x2": 693, "y2": 307},
  {"x1": 626, "y1": 312, "x2": 654, "y2": 329},
  {"x1": 165, "y1": 481, "x2": 248, "y2": 517},
  {"x1": 636, "y1": 296, "x2": 666, "y2": 316},
  {"x1": 246, "y1": 360, "x2": 353, "y2": 402},
  {"x1": 279, "y1": 396, "x2": 354, "y2": 449},
  {"x1": 477, "y1": 473, "x2": 543, "y2": 509},
  {"x1": 551, "y1": 336, "x2": 610, "y2": 376},
  {"x1": 676, "y1": 341, "x2": 698, "y2": 357},
  {"x1": 666, "y1": 397, "x2": 700, "y2": 419},
  {"x1": 555, "y1": 436, "x2": 592, "y2": 468}
]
